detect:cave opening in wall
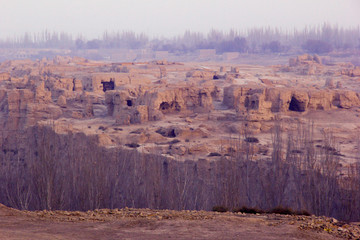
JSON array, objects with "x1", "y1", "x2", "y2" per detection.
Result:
[
  {"x1": 289, "y1": 96, "x2": 305, "y2": 112},
  {"x1": 168, "y1": 129, "x2": 176, "y2": 138},
  {"x1": 159, "y1": 102, "x2": 170, "y2": 113},
  {"x1": 101, "y1": 79, "x2": 115, "y2": 92}
]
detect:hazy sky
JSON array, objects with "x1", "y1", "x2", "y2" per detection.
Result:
[{"x1": 0, "y1": 0, "x2": 359, "y2": 39}]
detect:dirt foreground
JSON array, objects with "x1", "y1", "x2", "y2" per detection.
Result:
[{"x1": 1, "y1": 204, "x2": 359, "y2": 240}]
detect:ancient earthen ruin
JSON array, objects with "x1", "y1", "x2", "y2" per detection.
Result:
[
  {"x1": 1, "y1": 53, "x2": 360, "y2": 225},
  {"x1": 0, "y1": 54, "x2": 360, "y2": 161}
]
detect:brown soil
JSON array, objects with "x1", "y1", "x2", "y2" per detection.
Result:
[{"x1": 0, "y1": 204, "x2": 358, "y2": 240}]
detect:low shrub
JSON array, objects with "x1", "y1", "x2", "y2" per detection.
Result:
[
  {"x1": 208, "y1": 152, "x2": 222, "y2": 157},
  {"x1": 244, "y1": 137, "x2": 259, "y2": 143},
  {"x1": 232, "y1": 206, "x2": 310, "y2": 216},
  {"x1": 294, "y1": 210, "x2": 311, "y2": 216},
  {"x1": 212, "y1": 206, "x2": 228, "y2": 212},
  {"x1": 169, "y1": 139, "x2": 181, "y2": 144},
  {"x1": 125, "y1": 143, "x2": 140, "y2": 148},
  {"x1": 233, "y1": 206, "x2": 264, "y2": 214},
  {"x1": 269, "y1": 206, "x2": 294, "y2": 215},
  {"x1": 130, "y1": 128, "x2": 143, "y2": 134},
  {"x1": 98, "y1": 126, "x2": 107, "y2": 131},
  {"x1": 268, "y1": 206, "x2": 311, "y2": 216}
]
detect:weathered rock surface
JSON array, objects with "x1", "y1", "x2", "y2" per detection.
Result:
[
  {"x1": 0, "y1": 88, "x2": 62, "y2": 130},
  {"x1": 105, "y1": 84, "x2": 216, "y2": 125},
  {"x1": 341, "y1": 66, "x2": 360, "y2": 77},
  {"x1": 223, "y1": 85, "x2": 360, "y2": 114},
  {"x1": 287, "y1": 54, "x2": 323, "y2": 75},
  {"x1": 186, "y1": 70, "x2": 215, "y2": 79}
]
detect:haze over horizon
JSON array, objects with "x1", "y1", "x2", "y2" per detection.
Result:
[{"x1": 0, "y1": 0, "x2": 359, "y2": 40}]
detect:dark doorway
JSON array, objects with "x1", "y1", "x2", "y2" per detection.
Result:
[
  {"x1": 101, "y1": 79, "x2": 115, "y2": 92},
  {"x1": 289, "y1": 96, "x2": 306, "y2": 112},
  {"x1": 168, "y1": 129, "x2": 176, "y2": 138},
  {"x1": 159, "y1": 102, "x2": 171, "y2": 112},
  {"x1": 159, "y1": 101, "x2": 181, "y2": 113}
]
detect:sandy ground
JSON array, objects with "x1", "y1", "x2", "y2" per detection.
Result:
[{"x1": 0, "y1": 204, "x2": 352, "y2": 240}]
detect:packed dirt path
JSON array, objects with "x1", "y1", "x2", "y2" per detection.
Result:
[{"x1": 1, "y1": 204, "x2": 359, "y2": 240}]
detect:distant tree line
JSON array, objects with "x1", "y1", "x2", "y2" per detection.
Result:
[{"x1": 0, "y1": 23, "x2": 359, "y2": 54}]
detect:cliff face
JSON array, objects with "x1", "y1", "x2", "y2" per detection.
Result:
[
  {"x1": 0, "y1": 87, "x2": 62, "y2": 130},
  {"x1": 105, "y1": 85, "x2": 216, "y2": 124},
  {"x1": 223, "y1": 85, "x2": 360, "y2": 114}
]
